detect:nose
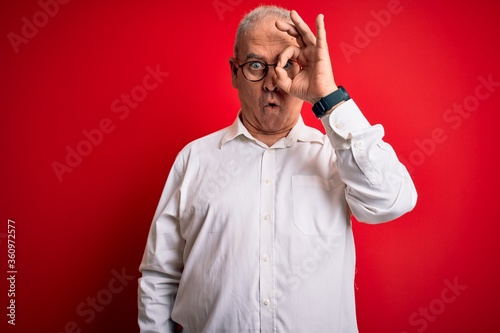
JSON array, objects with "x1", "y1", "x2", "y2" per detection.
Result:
[{"x1": 262, "y1": 66, "x2": 279, "y2": 92}]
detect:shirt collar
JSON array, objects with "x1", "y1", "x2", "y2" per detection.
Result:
[{"x1": 220, "y1": 112, "x2": 324, "y2": 149}]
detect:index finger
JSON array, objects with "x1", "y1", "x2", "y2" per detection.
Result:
[
  {"x1": 275, "y1": 20, "x2": 306, "y2": 48},
  {"x1": 276, "y1": 45, "x2": 301, "y2": 68}
]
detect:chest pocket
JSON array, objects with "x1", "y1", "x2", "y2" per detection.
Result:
[{"x1": 291, "y1": 175, "x2": 347, "y2": 236}]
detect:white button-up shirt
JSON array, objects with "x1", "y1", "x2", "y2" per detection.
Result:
[{"x1": 138, "y1": 100, "x2": 417, "y2": 333}]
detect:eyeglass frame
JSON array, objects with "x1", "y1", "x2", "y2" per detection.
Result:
[{"x1": 236, "y1": 59, "x2": 301, "y2": 82}]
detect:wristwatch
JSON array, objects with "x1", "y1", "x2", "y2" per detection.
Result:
[{"x1": 312, "y1": 86, "x2": 350, "y2": 118}]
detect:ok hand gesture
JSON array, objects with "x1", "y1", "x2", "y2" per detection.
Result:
[{"x1": 275, "y1": 10, "x2": 338, "y2": 105}]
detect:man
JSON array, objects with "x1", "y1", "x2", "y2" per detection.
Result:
[{"x1": 138, "y1": 5, "x2": 417, "y2": 333}]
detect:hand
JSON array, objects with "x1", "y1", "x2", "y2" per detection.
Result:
[{"x1": 275, "y1": 10, "x2": 338, "y2": 105}]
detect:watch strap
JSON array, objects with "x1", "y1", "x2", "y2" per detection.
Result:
[{"x1": 312, "y1": 86, "x2": 350, "y2": 118}]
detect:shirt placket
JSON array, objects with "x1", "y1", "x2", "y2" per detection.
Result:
[{"x1": 259, "y1": 148, "x2": 276, "y2": 332}]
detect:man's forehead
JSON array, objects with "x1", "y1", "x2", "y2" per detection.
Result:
[
  {"x1": 243, "y1": 17, "x2": 293, "y2": 40},
  {"x1": 239, "y1": 20, "x2": 297, "y2": 60}
]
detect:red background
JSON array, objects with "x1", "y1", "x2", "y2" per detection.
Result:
[{"x1": 1, "y1": 0, "x2": 499, "y2": 332}]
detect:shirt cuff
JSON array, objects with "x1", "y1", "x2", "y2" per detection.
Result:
[{"x1": 320, "y1": 99, "x2": 371, "y2": 149}]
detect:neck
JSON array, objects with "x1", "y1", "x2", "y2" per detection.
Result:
[
  {"x1": 248, "y1": 129, "x2": 290, "y2": 147},
  {"x1": 240, "y1": 114, "x2": 295, "y2": 147}
]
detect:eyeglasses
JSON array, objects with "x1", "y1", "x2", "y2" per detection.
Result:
[{"x1": 237, "y1": 59, "x2": 301, "y2": 82}]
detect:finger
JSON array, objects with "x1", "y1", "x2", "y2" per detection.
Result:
[
  {"x1": 276, "y1": 45, "x2": 301, "y2": 68},
  {"x1": 275, "y1": 45, "x2": 302, "y2": 95},
  {"x1": 290, "y1": 10, "x2": 316, "y2": 46},
  {"x1": 275, "y1": 20, "x2": 306, "y2": 48},
  {"x1": 274, "y1": 66, "x2": 293, "y2": 94},
  {"x1": 316, "y1": 14, "x2": 328, "y2": 49}
]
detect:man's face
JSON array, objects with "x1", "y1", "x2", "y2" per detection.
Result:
[{"x1": 230, "y1": 17, "x2": 303, "y2": 137}]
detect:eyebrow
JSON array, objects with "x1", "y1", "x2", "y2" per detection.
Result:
[{"x1": 244, "y1": 53, "x2": 266, "y2": 61}]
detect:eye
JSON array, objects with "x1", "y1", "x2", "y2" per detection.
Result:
[
  {"x1": 283, "y1": 61, "x2": 293, "y2": 71},
  {"x1": 248, "y1": 62, "x2": 264, "y2": 71}
]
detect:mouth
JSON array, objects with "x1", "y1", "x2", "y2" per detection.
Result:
[{"x1": 264, "y1": 101, "x2": 279, "y2": 109}]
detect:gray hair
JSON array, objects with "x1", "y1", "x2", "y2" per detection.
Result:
[{"x1": 233, "y1": 5, "x2": 293, "y2": 59}]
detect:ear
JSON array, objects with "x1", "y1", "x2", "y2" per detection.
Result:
[{"x1": 229, "y1": 57, "x2": 239, "y2": 89}]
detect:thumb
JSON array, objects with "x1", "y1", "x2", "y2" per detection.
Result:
[{"x1": 275, "y1": 67, "x2": 293, "y2": 94}]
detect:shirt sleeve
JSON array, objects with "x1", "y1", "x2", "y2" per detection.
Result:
[
  {"x1": 138, "y1": 155, "x2": 186, "y2": 333},
  {"x1": 321, "y1": 99, "x2": 417, "y2": 223}
]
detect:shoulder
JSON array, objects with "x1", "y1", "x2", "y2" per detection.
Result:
[
  {"x1": 170, "y1": 126, "x2": 230, "y2": 171},
  {"x1": 180, "y1": 126, "x2": 229, "y2": 154}
]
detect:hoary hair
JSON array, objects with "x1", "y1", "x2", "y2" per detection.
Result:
[{"x1": 233, "y1": 5, "x2": 293, "y2": 59}]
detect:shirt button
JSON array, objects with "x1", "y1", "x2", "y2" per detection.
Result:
[
  {"x1": 265, "y1": 179, "x2": 272, "y2": 185},
  {"x1": 335, "y1": 122, "x2": 344, "y2": 129},
  {"x1": 263, "y1": 214, "x2": 270, "y2": 221},
  {"x1": 263, "y1": 255, "x2": 270, "y2": 262},
  {"x1": 263, "y1": 299, "x2": 271, "y2": 306},
  {"x1": 354, "y1": 141, "x2": 363, "y2": 149}
]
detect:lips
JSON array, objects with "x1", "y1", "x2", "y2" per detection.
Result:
[{"x1": 264, "y1": 101, "x2": 279, "y2": 108}]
